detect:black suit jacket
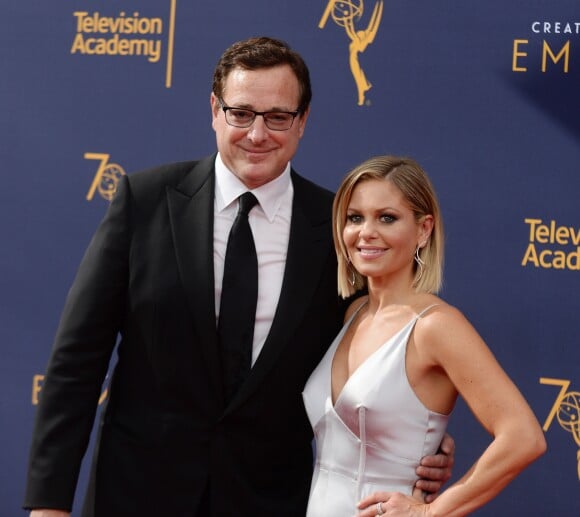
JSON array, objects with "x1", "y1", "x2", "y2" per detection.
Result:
[{"x1": 24, "y1": 156, "x2": 346, "y2": 516}]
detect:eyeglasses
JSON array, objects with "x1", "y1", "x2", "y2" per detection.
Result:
[{"x1": 218, "y1": 98, "x2": 300, "y2": 131}]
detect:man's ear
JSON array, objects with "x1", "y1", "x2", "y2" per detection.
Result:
[
  {"x1": 297, "y1": 106, "x2": 310, "y2": 138},
  {"x1": 210, "y1": 93, "x2": 220, "y2": 129}
]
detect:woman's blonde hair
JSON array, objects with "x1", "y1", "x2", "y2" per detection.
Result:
[{"x1": 332, "y1": 155, "x2": 444, "y2": 298}]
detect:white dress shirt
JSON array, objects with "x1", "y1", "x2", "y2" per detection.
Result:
[{"x1": 213, "y1": 153, "x2": 293, "y2": 365}]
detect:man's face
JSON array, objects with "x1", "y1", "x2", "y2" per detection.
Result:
[{"x1": 211, "y1": 65, "x2": 309, "y2": 189}]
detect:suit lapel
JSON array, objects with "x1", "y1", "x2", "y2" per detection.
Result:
[{"x1": 166, "y1": 155, "x2": 224, "y2": 400}]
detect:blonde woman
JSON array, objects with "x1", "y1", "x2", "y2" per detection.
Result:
[{"x1": 302, "y1": 155, "x2": 545, "y2": 516}]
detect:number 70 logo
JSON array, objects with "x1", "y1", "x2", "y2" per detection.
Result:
[
  {"x1": 84, "y1": 153, "x2": 126, "y2": 202},
  {"x1": 540, "y1": 377, "x2": 580, "y2": 479}
]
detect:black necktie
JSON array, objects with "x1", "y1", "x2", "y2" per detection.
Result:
[{"x1": 218, "y1": 192, "x2": 259, "y2": 402}]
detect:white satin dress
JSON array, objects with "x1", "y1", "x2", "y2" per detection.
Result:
[{"x1": 302, "y1": 305, "x2": 449, "y2": 516}]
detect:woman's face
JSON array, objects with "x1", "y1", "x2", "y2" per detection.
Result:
[{"x1": 343, "y1": 178, "x2": 430, "y2": 283}]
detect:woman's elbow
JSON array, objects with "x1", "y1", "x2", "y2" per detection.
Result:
[
  {"x1": 531, "y1": 428, "x2": 547, "y2": 459},
  {"x1": 520, "y1": 422, "x2": 547, "y2": 466}
]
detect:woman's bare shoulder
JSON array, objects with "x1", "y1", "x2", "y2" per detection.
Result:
[{"x1": 415, "y1": 295, "x2": 474, "y2": 339}]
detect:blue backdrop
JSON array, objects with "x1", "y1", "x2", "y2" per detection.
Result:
[{"x1": 2, "y1": 1, "x2": 579, "y2": 515}]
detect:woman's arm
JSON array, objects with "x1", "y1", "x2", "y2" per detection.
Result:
[
  {"x1": 357, "y1": 305, "x2": 546, "y2": 517},
  {"x1": 421, "y1": 307, "x2": 546, "y2": 516}
]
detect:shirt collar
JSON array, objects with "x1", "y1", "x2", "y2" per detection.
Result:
[{"x1": 214, "y1": 152, "x2": 292, "y2": 222}]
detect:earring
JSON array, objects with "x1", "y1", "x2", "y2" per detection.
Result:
[
  {"x1": 414, "y1": 244, "x2": 425, "y2": 283},
  {"x1": 349, "y1": 269, "x2": 356, "y2": 287},
  {"x1": 346, "y1": 256, "x2": 356, "y2": 287}
]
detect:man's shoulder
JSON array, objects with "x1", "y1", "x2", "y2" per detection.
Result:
[
  {"x1": 290, "y1": 170, "x2": 336, "y2": 228},
  {"x1": 123, "y1": 155, "x2": 215, "y2": 199},
  {"x1": 291, "y1": 169, "x2": 335, "y2": 203},
  {"x1": 129, "y1": 158, "x2": 205, "y2": 187}
]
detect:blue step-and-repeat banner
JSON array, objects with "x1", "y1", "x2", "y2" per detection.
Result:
[{"x1": 1, "y1": 1, "x2": 578, "y2": 515}]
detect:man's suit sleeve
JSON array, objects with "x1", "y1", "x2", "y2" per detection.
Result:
[{"x1": 23, "y1": 175, "x2": 132, "y2": 510}]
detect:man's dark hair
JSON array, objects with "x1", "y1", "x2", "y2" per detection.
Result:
[{"x1": 212, "y1": 36, "x2": 312, "y2": 113}]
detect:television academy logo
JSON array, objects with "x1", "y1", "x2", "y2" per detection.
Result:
[
  {"x1": 70, "y1": 0, "x2": 177, "y2": 87},
  {"x1": 521, "y1": 218, "x2": 580, "y2": 271}
]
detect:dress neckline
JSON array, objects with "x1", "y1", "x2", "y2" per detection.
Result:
[{"x1": 330, "y1": 303, "x2": 439, "y2": 407}]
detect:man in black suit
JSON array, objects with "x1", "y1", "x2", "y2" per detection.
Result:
[{"x1": 24, "y1": 37, "x2": 453, "y2": 516}]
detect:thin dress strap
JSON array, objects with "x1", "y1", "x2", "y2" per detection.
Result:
[{"x1": 417, "y1": 303, "x2": 439, "y2": 318}]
